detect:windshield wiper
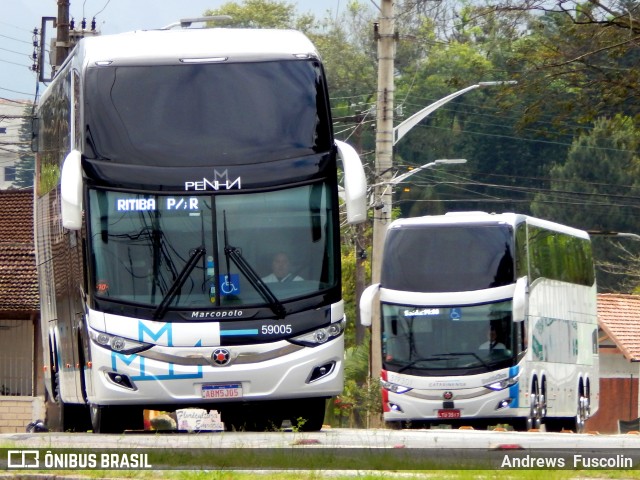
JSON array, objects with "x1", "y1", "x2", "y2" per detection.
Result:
[
  {"x1": 153, "y1": 246, "x2": 205, "y2": 320},
  {"x1": 440, "y1": 352, "x2": 489, "y2": 368},
  {"x1": 85, "y1": 125, "x2": 111, "y2": 161},
  {"x1": 396, "y1": 352, "x2": 490, "y2": 373},
  {"x1": 223, "y1": 212, "x2": 286, "y2": 319},
  {"x1": 397, "y1": 356, "x2": 451, "y2": 373}
]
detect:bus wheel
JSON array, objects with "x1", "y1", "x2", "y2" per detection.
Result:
[
  {"x1": 526, "y1": 378, "x2": 544, "y2": 431},
  {"x1": 90, "y1": 404, "x2": 143, "y2": 433},
  {"x1": 288, "y1": 397, "x2": 326, "y2": 432},
  {"x1": 45, "y1": 364, "x2": 91, "y2": 432},
  {"x1": 385, "y1": 420, "x2": 407, "y2": 430},
  {"x1": 575, "y1": 388, "x2": 590, "y2": 434},
  {"x1": 90, "y1": 404, "x2": 109, "y2": 433}
]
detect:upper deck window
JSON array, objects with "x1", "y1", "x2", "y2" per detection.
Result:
[
  {"x1": 83, "y1": 59, "x2": 331, "y2": 166},
  {"x1": 382, "y1": 224, "x2": 515, "y2": 292}
]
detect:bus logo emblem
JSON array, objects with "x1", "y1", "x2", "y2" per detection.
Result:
[
  {"x1": 443, "y1": 391, "x2": 453, "y2": 400},
  {"x1": 212, "y1": 348, "x2": 231, "y2": 366}
]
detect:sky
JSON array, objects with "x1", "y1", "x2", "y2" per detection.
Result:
[{"x1": 0, "y1": 0, "x2": 345, "y2": 102}]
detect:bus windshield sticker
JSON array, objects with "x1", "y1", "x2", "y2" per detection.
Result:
[
  {"x1": 115, "y1": 196, "x2": 200, "y2": 212},
  {"x1": 219, "y1": 274, "x2": 240, "y2": 296},
  {"x1": 403, "y1": 308, "x2": 440, "y2": 317}
]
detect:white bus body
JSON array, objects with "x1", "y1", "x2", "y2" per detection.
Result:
[
  {"x1": 360, "y1": 212, "x2": 598, "y2": 431},
  {"x1": 35, "y1": 27, "x2": 366, "y2": 433}
]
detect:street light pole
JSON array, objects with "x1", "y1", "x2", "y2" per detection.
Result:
[
  {"x1": 386, "y1": 158, "x2": 468, "y2": 185},
  {"x1": 369, "y1": 159, "x2": 468, "y2": 209},
  {"x1": 393, "y1": 81, "x2": 517, "y2": 146}
]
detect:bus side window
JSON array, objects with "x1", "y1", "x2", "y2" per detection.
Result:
[{"x1": 514, "y1": 322, "x2": 527, "y2": 359}]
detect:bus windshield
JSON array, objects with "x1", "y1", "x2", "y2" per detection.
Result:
[
  {"x1": 87, "y1": 182, "x2": 336, "y2": 311},
  {"x1": 381, "y1": 224, "x2": 515, "y2": 292},
  {"x1": 381, "y1": 300, "x2": 516, "y2": 374},
  {"x1": 83, "y1": 59, "x2": 331, "y2": 165}
]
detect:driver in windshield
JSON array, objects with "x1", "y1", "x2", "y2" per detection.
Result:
[
  {"x1": 262, "y1": 252, "x2": 303, "y2": 283},
  {"x1": 479, "y1": 326, "x2": 506, "y2": 351}
]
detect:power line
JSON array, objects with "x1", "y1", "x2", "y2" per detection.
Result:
[
  {"x1": 400, "y1": 99, "x2": 592, "y2": 138},
  {"x1": 0, "y1": 86, "x2": 36, "y2": 97},
  {"x1": 409, "y1": 122, "x2": 636, "y2": 154},
  {"x1": 0, "y1": 20, "x2": 35, "y2": 34},
  {"x1": 0, "y1": 46, "x2": 31, "y2": 57},
  {"x1": 0, "y1": 57, "x2": 33, "y2": 69},
  {"x1": 0, "y1": 32, "x2": 32, "y2": 45}
]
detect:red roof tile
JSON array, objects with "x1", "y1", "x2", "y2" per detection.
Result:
[
  {"x1": 0, "y1": 190, "x2": 38, "y2": 314},
  {"x1": 598, "y1": 293, "x2": 640, "y2": 361}
]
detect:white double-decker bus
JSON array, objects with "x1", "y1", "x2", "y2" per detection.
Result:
[
  {"x1": 34, "y1": 25, "x2": 366, "y2": 433},
  {"x1": 361, "y1": 212, "x2": 598, "y2": 431}
]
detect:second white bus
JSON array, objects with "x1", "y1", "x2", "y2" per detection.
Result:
[{"x1": 361, "y1": 212, "x2": 598, "y2": 432}]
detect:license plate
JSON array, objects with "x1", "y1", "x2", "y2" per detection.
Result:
[
  {"x1": 202, "y1": 383, "x2": 243, "y2": 399},
  {"x1": 437, "y1": 409, "x2": 461, "y2": 419}
]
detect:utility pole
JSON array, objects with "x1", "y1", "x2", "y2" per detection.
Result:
[
  {"x1": 371, "y1": 0, "x2": 395, "y2": 417},
  {"x1": 55, "y1": 0, "x2": 71, "y2": 72},
  {"x1": 350, "y1": 110, "x2": 368, "y2": 347}
]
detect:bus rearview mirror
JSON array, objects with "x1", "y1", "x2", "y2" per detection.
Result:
[
  {"x1": 336, "y1": 140, "x2": 367, "y2": 225},
  {"x1": 513, "y1": 276, "x2": 528, "y2": 322},
  {"x1": 60, "y1": 149, "x2": 83, "y2": 230},
  {"x1": 359, "y1": 283, "x2": 380, "y2": 327}
]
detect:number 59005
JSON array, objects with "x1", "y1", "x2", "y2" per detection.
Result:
[{"x1": 261, "y1": 324, "x2": 292, "y2": 335}]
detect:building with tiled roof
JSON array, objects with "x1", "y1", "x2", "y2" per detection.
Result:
[
  {"x1": 0, "y1": 189, "x2": 42, "y2": 432},
  {"x1": 586, "y1": 293, "x2": 640, "y2": 433},
  {"x1": 598, "y1": 293, "x2": 640, "y2": 361},
  {"x1": 0, "y1": 190, "x2": 38, "y2": 317}
]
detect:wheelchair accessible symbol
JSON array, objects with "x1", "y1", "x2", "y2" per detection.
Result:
[
  {"x1": 219, "y1": 274, "x2": 240, "y2": 295},
  {"x1": 450, "y1": 308, "x2": 461, "y2": 320}
]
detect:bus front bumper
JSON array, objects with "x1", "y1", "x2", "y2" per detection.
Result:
[{"x1": 86, "y1": 337, "x2": 344, "y2": 405}]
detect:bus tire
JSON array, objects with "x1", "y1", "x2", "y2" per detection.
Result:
[
  {"x1": 574, "y1": 384, "x2": 590, "y2": 434},
  {"x1": 543, "y1": 417, "x2": 568, "y2": 432},
  {"x1": 385, "y1": 420, "x2": 407, "y2": 430},
  {"x1": 46, "y1": 397, "x2": 90, "y2": 433},
  {"x1": 90, "y1": 404, "x2": 143, "y2": 433},
  {"x1": 288, "y1": 397, "x2": 326, "y2": 431},
  {"x1": 221, "y1": 403, "x2": 283, "y2": 432},
  {"x1": 526, "y1": 378, "x2": 544, "y2": 431},
  {"x1": 46, "y1": 358, "x2": 91, "y2": 432}
]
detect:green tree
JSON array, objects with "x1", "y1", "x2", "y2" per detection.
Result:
[
  {"x1": 488, "y1": 1, "x2": 640, "y2": 127},
  {"x1": 531, "y1": 115, "x2": 640, "y2": 292},
  {"x1": 205, "y1": 0, "x2": 315, "y2": 31}
]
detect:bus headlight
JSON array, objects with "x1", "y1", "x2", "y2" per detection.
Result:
[
  {"x1": 381, "y1": 379, "x2": 412, "y2": 394},
  {"x1": 90, "y1": 331, "x2": 151, "y2": 355},
  {"x1": 485, "y1": 375, "x2": 519, "y2": 391},
  {"x1": 290, "y1": 319, "x2": 345, "y2": 347}
]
